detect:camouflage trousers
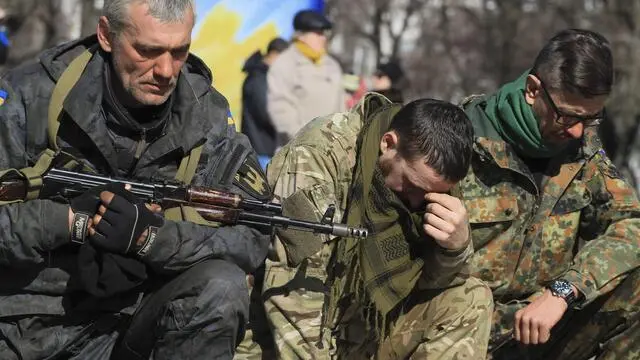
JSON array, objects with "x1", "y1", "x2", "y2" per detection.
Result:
[
  {"x1": 234, "y1": 253, "x2": 493, "y2": 360},
  {"x1": 335, "y1": 276, "x2": 493, "y2": 360},
  {"x1": 234, "y1": 243, "x2": 332, "y2": 360},
  {"x1": 489, "y1": 267, "x2": 640, "y2": 360}
]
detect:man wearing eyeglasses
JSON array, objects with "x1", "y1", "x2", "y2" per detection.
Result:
[{"x1": 461, "y1": 29, "x2": 640, "y2": 359}]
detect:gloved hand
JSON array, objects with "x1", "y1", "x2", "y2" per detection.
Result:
[
  {"x1": 89, "y1": 185, "x2": 164, "y2": 257},
  {"x1": 68, "y1": 186, "x2": 108, "y2": 245}
]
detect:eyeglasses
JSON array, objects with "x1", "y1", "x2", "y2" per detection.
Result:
[{"x1": 536, "y1": 76, "x2": 605, "y2": 128}]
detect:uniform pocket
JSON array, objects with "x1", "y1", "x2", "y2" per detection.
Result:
[
  {"x1": 541, "y1": 182, "x2": 590, "y2": 280},
  {"x1": 465, "y1": 195, "x2": 518, "y2": 249},
  {"x1": 551, "y1": 180, "x2": 591, "y2": 215},
  {"x1": 466, "y1": 195, "x2": 519, "y2": 223}
]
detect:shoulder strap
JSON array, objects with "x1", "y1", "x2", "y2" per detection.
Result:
[
  {"x1": 47, "y1": 49, "x2": 93, "y2": 151},
  {"x1": 167, "y1": 143, "x2": 220, "y2": 226},
  {"x1": 174, "y1": 143, "x2": 204, "y2": 184}
]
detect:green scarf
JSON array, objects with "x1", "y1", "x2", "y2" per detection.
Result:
[
  {"x1": 483, "y1": 71, "x2": 565, "y2": 158},
  {"x1": 327, "y1": 103, "x2": 426, "y2": 337}
]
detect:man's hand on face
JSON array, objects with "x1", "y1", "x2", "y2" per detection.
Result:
[
  {"x1": 514, "y1": 287, "x2": 576, "y2": 345},
  {"x1": 422, "y1": 192, "x2": 469, "y2": 251}
]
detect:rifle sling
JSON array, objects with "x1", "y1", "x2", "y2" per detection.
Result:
[
  {"x1": 48, "y1": 49, "x2": 94, "y2": 151},
  {"x1": 168, "y1": 143, "x2": 225, "y2": 227}
]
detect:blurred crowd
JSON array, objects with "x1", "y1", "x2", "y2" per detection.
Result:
[{"x1": 240, "y1": 10, "x2": 408, "y2": 169}]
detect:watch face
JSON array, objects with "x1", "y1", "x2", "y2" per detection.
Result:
[{"x1": 552, "y1": 280, "x2": 573, "y2": 297}]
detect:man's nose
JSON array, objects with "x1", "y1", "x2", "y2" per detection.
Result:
[
  {"x1": 566, "y1": 121, "x2": 584, "y2": 139},
  {"x1": 154, "y1": 53, "x2": 173, "y2": 80}
]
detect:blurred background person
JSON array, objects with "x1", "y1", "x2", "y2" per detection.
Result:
[
  {"x1": 241, "y1": 37, "x2": 289, "y2": 169},
  {"x1": 267, "y1": 9, "x2": 344, "y2": 149},
  {"x1": 342, "y1": 70, "x2": 362, "y2": 109},
  {"x1": 346, "y1": 60, "x2": 407, "y2": 108},
  {"x1": 0, "y1": 0, "x2": 80, "y2": 72},
  {"x1": 372, "y1": 61, "x2": 406, "y2": 103}
]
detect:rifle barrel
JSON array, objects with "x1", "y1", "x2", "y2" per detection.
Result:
[{"x1": 239, "y1": 212, "x2": 368, "y2": 238}]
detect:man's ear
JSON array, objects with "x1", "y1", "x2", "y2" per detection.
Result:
[
  {"x1": 524, "y1": 74, "x2": 541, "y2": 106},
  {"x1": 97, "y1": 16, "x2": 114, "y2": 53},
  {"x1": 380, "y1": 131, "x2": 399, "y2": 154}
]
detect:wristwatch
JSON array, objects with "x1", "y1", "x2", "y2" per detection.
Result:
[{"x1": 548, "y1": 279, "x2": 577, "y2": 307}]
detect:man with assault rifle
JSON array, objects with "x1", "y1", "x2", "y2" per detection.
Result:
[{"x1": 0, "y1": 0, "x2": 361, "y2": 359}]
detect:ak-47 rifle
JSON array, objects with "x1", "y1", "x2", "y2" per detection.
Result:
[{"x1": 0, "y1": 168, "x2": 368, "y2": 239}]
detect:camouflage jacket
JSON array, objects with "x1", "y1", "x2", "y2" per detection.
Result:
[
  {"x1": 266, "y1": 93, "x2": 473, "y2": 292},
  {"x1": 461, "y1": 96, "x2": 640, "y2": 306}
]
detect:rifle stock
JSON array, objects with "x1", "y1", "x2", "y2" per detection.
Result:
[{"x1": 0, "y1": 178, "x2": 27, "y2": 202}]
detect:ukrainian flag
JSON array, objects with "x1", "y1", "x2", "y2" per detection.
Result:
[{"x1": 191, "y1": 0, "x2": 324, "y2": 131}]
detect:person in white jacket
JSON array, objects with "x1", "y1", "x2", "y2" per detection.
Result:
[{"x1": 267, "y1": 9, "x2": 345, "y2": 148}]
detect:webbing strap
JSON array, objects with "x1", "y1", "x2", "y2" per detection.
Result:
[
  {"x1": 20, "y1": 149, "x2": 57, "y2": 200},
  {"x1": 174, "y1": 143, "x2": 204, "y2": 184},
  {"x1": 0, "y1": 148, "x2": 90, "y2": 205},
  {"x1": 0, "y1": 149, "x2": 58, "y2": 205},
  {"x1": 164, "y1": 206, "x2": 221, "y2": 228},
  {"x1": 167, "y1": 144, "x2": 222, "y2": 227},
  {"x1": 47, "y1": 49, "x2": 93, "y2": 151}
]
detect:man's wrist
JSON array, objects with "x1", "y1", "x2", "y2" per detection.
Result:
[
  {"x1": 435, "y1": 238, "x2": 470, "y2": 257},
  {"x1": 70, "y1": 212, "x2": 90, "y2": 245},
  {"x1": 547, "y1": 279, "x2": 581, "y2": 308}
]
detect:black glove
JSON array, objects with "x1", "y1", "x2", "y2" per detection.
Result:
[
  {"x1": 69, "y1": 186, "x2": 107, "y2": 245},
  {"x1": 90, "y1": 186, "x2": 164, "y2": 257}
]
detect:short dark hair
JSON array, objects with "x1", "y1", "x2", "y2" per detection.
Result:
[
  {"x1": 531, "y1": 29, "x2": 613, "y2": 97},
  {"x1": 389, "y1": 99, "x2": 474, "y2": 182},
  {"x1": 267, "y1": 37, "x2": 289, "y2": 54}
]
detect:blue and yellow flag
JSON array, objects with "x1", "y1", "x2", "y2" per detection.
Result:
[{"x1": 191, "y1": 0, "x2": 324, "y2": 131}]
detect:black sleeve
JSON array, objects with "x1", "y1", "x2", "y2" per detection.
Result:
[
  {"x1": 0, "y1": 75, "x2": 71, "y2": 267},
  {"x1": 244, "y1": 74, "x2": 275, "y2": 134}
]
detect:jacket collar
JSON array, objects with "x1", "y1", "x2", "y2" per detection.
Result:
[
  {"x1": 475, "y1": 126, "x2": 601, "y2": 171},
  {"x1": 474, "y1": 127, "x2": 600, "y2": 201}
]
